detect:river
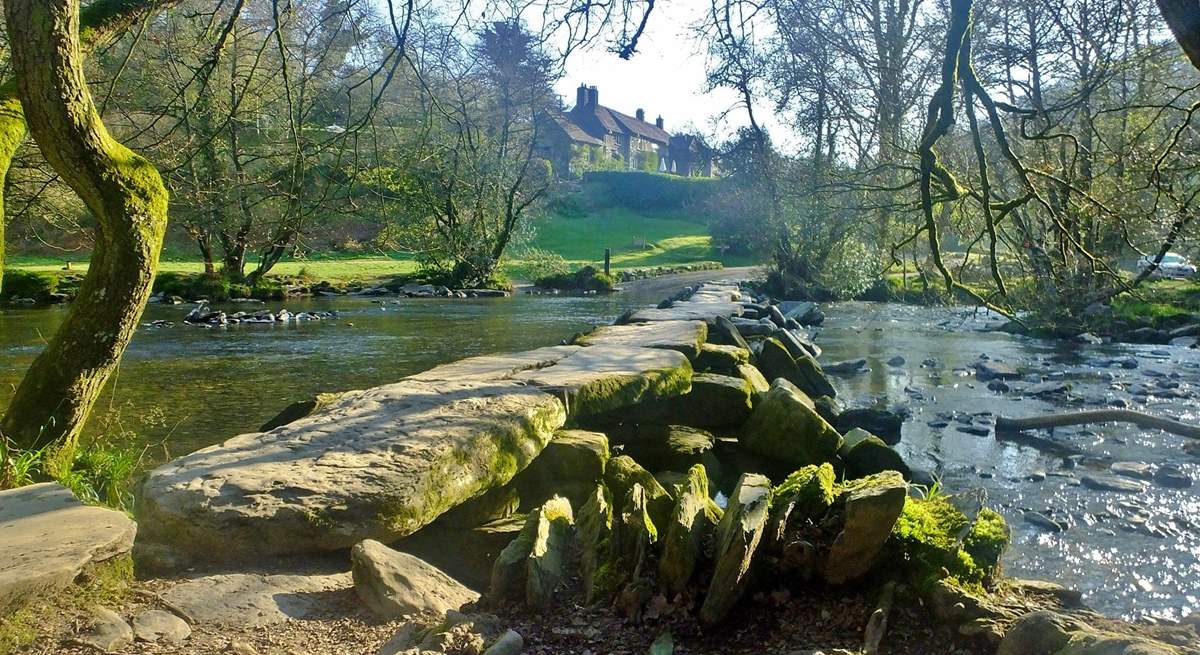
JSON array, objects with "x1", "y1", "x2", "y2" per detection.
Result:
[{"x1": 1, "y1": 282, "x2": 1197, "y2": 622}]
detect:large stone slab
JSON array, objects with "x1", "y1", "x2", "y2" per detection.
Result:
[
  {"x1": 510, "y1": 345, "x2": 693, "y2": 417},
  {"x1": 0, "y1": 483, "x2": 136, "y2": 614},
  {"x1": 139, "y1": 379, "x2": 567, "y2": 559},
  {"x1": 628, "y1": 302, "x2": 744, "y2": 323},
  {"x1": 161, "y1": 570, "x2": 351, "y2": 626},
  {"x1": 407, "y1": 346, "x2": 581, "y2": 382},
  {"x1": 574, "y1": 321, "x2": 708, "y2": 360}
]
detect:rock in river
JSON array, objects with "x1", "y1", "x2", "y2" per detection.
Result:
[
  {"x1": 140, "y1": 379, "x2": 568, "y2": 560},
  {"x1": 1081, "y1": 474, "x2": 1148, "y2": 493}
]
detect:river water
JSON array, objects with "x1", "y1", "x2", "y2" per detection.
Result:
[{"x1": 1, "y1": 291, "x2": 1197, "y2": 622}]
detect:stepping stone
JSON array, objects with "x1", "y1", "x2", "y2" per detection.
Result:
[
  {"x1": 0, "y1": 483, "x2": 136, "y2": 614},
  {"x1": 161, "y1": 570, "x2": 352, "y2": 626},
  {"x1": 132, "y1": 609, "x2": 191, "y2": 643},
  {"x1": 575, "y1": 321, "x2": 708, "y2": 360},
  {"x1": 140, "y1": 379, "x2": 567, "y2": 560},
  {"x1": 628, "y1": 301, "x2": 744, "y2": 323},
  {"x1": 408, "y1": 346, "x2": 580, "y2": 382},
  {"x1": 510, "y1": 345, "x2": 693, "y2": 417}
]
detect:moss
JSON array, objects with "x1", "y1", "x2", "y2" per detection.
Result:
[
  {"x1": 773, "y1": 463, "x2": 837, "y2": 520},
  {"x1": 0, "y1": 555, "x2": 133, "y2": 655},
  {"x1": 604, "y1": 455, "x2": 674, "y2": 528},
  {"x1": 889, "y1": 496, "x2": 1008, "y2": 591},
  {"x1": 570, "y1": 359, "x2": 693, "y2": 418}
]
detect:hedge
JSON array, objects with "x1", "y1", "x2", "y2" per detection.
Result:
[{"x1": 582, "y1": 171, "x2": 725, "y2": 212}]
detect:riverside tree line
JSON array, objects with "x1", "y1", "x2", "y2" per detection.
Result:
[{"x1": 2, "y1": 0, "x2": 1200, "y2": 472}]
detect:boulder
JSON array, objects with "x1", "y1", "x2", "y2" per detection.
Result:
[
  {"x1": 998, "y1": 610, "x2": 1186, "y2": 655},
  {"x1": 825, "y1": 359, "x2": 869, "y2": 376},
  {"x1": 768, "y1": 464, "x2": 837, "y2": 554},
  {"x1": 351, "y1": 540, "x2": 480, "y2": 618},
  {"x1": 74, "y1": 607, "x2": 133, "y2": 653},
  {"x1": 695, "y1": 343, "x2": 751, "y2": 371},
  {"x1": 839, "y1": 428, "x2": 909, "y2": 479},
  {"x1": 605, "y1": 455, "x2": 675, "y2": 528},
  {"x1": 771, "y1": 328, "x2": 820, "y2": 360},
  {"x1": 575, "y1": 321, "x2": 708, "y2": 360},
  {"x1": 513, "y1": 430, "x2": 609, "y2": 508},
  {"x1": 1081, "y1": 474, "x2": 1148, "y2": 493},
  {"x1": 131, "y1": 609, "x2": 191, "y2": 644},
  {"x1": 699, "y1": 473, "x2": 772, "y2": 625},
  {"x1": 755, "y1": 337, "x2": 837, "y2": 399},
  {"x1": 834, "y1": 407, "x2": 907, "y2": 445},
  {"x1": 709, "y1": 315, "x2": 751, "y2": 351},
  {"x1": 823, "y1": 471, "x2": 908, "y2": 584},
  {"x1": 0, "y1": 483, "x2": 136, "y2": 614},
  {"x1": 483, "y1": 629, "x2": 525, "y2": 655},
  {"x1": 437, "y1": 484, "x2": 521, "y2": 529},
  {"x1": 140, "y1": 379, "x2": 567, "y2": 559},
  {"x1": 632, "y1": 372, "x2": 753, "y2": 429},
  {"x1": 576, "y1": 485, "x2": 613, "y2": 604},
  {"x1": 659, "y1": 465, "x2": 722, "y2": 595},
  {"x1": 739, "y1": 380, "x2": 844, "y2": 468},
  {"x1": 620, "y1": 425, "x2": 718, "y2": 474},
  {"x1": 736, "y1": 363, "x2": 772, "y2": 395},
  {"x1": 488, "y1": 497, "x2": 574, "y2": 608},
  {"x1": 975, "y1": 361, "x2": 1021, "y2": 381}
]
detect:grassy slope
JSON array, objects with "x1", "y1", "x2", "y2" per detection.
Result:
[{"x1": 8, "y1": 207, "x2": 756, "y2": 282}]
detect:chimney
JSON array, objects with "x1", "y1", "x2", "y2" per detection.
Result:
[
  {"x1": 575, "y1": 84, "x2": 587, "y2": 110},
  {"x1": 636, "y1": 108, "x2": 645, "y2": 122},
  {"x1": 655, "y1": 116, "x2": 664, "y2": 129},
  {"x1": 587, "y1": 86, "x2": 599, "y2": 107}
]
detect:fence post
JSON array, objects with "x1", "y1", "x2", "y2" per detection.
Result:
[{"x1": 604, "y1": 249, "x2": 611, "y2": 277}]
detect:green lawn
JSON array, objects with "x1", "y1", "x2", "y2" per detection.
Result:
[{"x1": 8, "y1": 206, "x2": 758, "y2": 283}]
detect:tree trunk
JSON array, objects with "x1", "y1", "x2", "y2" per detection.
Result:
[
  {"x1": 0, "y1": 89, "x2": 25, "y2": 297},
  {"x1": 1, "y1": 0, "x2": 170, "y2": 450}
]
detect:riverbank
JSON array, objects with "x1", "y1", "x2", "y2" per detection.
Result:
[{"x1": 4, "y1": 279, "x2": 1196, "y2": 655}]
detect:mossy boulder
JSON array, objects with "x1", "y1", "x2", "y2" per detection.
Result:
[
  {"x1": 695, "y1": 343, "x2": 750, "y2": 371},
  {"x1": 755, "y1": 337, "x2": 837, "y2": 399},
  {"x1": 889, "y1": 495, "x2": 1010, "y2": 590},
  {"x1": 513, "y1": 345, "x2": 694, "y2": 418},
  {"x1": 736, "y1": 363, "x2": 771, "y2": 395},
  {"x1": 1, "y1": 270, "x2": 58, "y2": 302},
  {"x1": 595, "y1": 484, "x2": 659, "y2": 605},
  {"x1": 659, "y1": 465, "x2": 722, "y2": 594},
  {"x1": 823, "y1": 471, "x2": 908, "y2": 584},
  {"x1": 488, "y1": 496, "x2": 574, "y2": 607},
  {"x1": 766, "y1": 463, "x2": 837, "y2": 549},
  {"x1": 839, "y1": 428, "x2": 910, "y2": 479},
  {"x1": 604, "y1": 455, "x2": 674, "y2": 528},
  {"x1": 513, "y1": 430, "x2": 609, "y2": 509},
  {"x1": 709, "y1": 315, "x2": 751, "y2": 351},
  {"x1": 699, "y1": 473, "x2": 772, "y2": 625},
  {"x1": 576, "y1": 485, "x2": 613, "y2": 604},
  {"x1": 620, "y1": 425, "x2": 718, "y2": 474},
  {"x1": 739, "y1": 379, "x2": 844, "y2": 468},
  {"x1": 630, "y1": 373, "x2": 753, "y2": 429}
]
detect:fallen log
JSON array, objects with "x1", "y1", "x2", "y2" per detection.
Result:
[{"x1": 996, "y1": 409, "x2": 1200, "y2": 440}]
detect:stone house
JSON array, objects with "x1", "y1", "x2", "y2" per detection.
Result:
[{"x1": 538, "y1": 84, "x2": 676, "y2": 177}]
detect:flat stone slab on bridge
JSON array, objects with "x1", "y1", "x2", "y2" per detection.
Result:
[
  {"x1": 0, "y1": 483, "x2": 136, "y2": 614},
  {"x1": 628, "y1": 302, "x2": 745, "y2": 323},
  {"x1": 407, "y1": 346, "x2": 580, "y2": 382},
  {"x1": 574, "y1": 321, "x2": 708, "y2": 360},
  {"x1": 139, "y1": 379, "x2": 568, "y2": 560}
]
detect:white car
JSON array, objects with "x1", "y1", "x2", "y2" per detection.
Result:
[{"x1": 1136, "y1": 252, "x2": 1197, "y2": 279}]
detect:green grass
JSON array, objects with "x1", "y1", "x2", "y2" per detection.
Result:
[
  {"x1": 8, "y1": 206, "x2": 758, "y2": 284},
  {"x1": 1112, "y1": 278, "x2": 1200, "y2": 324}
]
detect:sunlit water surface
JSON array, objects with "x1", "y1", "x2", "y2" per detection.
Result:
[{"x1": 2, "y1": 296, "x2": 1197, "y2": 620}]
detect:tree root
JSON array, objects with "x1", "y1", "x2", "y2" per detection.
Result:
[{"x1": 996, "y1": 409, "x2": 1200, "y2": 440}]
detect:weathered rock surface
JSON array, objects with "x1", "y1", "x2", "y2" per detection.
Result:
[
  {"x1": 620, "y1": 425, "x2": 717, "y2": 473},
  {"x1": 260, "y1": 392, "x2": 346, "y2": 431},
  {"x1": 407, "y1": 346, "x2": 581, "y2": 382},
  {"x1": 395, "y1": 516, "x2": 525, "y2": 590},
  {"x1": 628, "y1": 301, "x2": 744, "y2": 323},
  {"x1": 161, "y1": 570, "x2": 351, "y2": 626},
  {"x1": 700, "y1": 473, "x2": 772, "y2": 625},
  {"x1": 576, "y1": 485, "x2": 613, "y2": 604},
  {"x1": 351, "y1": 539, "x2": 480, "y2": 618},
  {"x1": 659, "y1": 465, "x2": 722, "y2": 594},
  {"x1": 756, "y1": 337, "x2": 837, "y2": 399},
  {"x1": 709, "y1": 315, "x2": 751, "y2": 351},
  {"x1": 823, "y1": 472, "x2": 908, "y2": 584},
  {"x1": 511, "y1": 345, "x2": 693, "y2": 417},
  {"x1": 975, "y1": 361, "x2": 1021, "y2": 381},
  {"x1": 132, "y1": 609, "x2": 191, "y2": 644},
  {"x1": 575, "y1": 321, "x2": 708, "y2": 360},
  {"x1": 998, "y1": 610, "x2": 1189, "y2": 655},
  {"x1": 605, "y1": 455, "x2": 675, "y2": 528},
  {"x1": 140, "y1": 379, "x2": 567, "y2": 559},
  {"x1": 488, "y1": 497, "x2": 574, "y2": 608},
  {"x1": 513, "y1": 429, "x2": 609, "y2": 508},
  {"x1": 1081, "y1": 474, "x2": 1149, "y2": 493},
  {"x1": 839, "y1": 428, "x2": 909, "y2": 478},
  {"x1": 695, "y1": 342, "x2": 751, "y2": 371},
  {"x1": 631, "y1": 372, "x2": 753, "y2": 428},
  {"x1": 740, "y1": 380, "x2": 843, "y2": 468},
  {"x1": 74, "y1": 607, "x2": 133, "y2": 653},
  {"x1": 0, "y1": 483, "x2": 136, "y2": 614},
  {"x1": 737, "y1": 363, "x2": 772, "y2": 394}
]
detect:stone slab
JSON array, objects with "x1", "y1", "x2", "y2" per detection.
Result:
[
  {"x1": 139, "y1": 379, "x2": 567, "y2": 559},
  {"x1": 161, "y1": 571, "x2": 352, "y2": 626},
  {"x1": 0, "y1": 483, "x2": 136, "y2": 614},
  {"x1": 628, "y1": 302, "x2": 745, "y2": 323},
  {"x1": 407, "y1": 346, "x2": 580, "y2": 382},
  {"x1": 574, "y1": 321, "x2": 707, "y2": 360}
]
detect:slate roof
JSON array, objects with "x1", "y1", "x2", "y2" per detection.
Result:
[
  {"x1": 560, "y1": 103, "x2": 670, "y2": 146},
  {"x1": 546, "y1": 112, "x2": 604, "y2": 146}
]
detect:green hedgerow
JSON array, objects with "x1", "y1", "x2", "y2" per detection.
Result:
[{"x1": 1, "y1": 270, "x2": 58, "y2": 301}]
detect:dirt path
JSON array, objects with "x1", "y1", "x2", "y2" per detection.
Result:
[{"x1": 616, "y1": 265, "x2": 762, "y2": 299}]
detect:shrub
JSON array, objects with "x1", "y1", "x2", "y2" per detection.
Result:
[
  {"x1": 191, "y1": 274, "x2": 231, "y2": 302},
  {"x1": 228, "y1": 283, "x2": 252, "y2": 299},
  {"x1": 152, "y1": 271, "x2": 190, "y2": 297},
  {"x1": 251, "y1": 278, "x2": 286, "y2": 300},
  {"x1": 1, "y1": 270, "x2": 59, "y2": 301},
  {"x1": 582, "y1": 171, "x2": 724, "y2": 213},
  {"x1": 535, "y1": 265, "x2": 615, "y2": 292}
]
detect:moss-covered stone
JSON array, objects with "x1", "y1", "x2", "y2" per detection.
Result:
[
  {"x1": 512, "y1": 345, "x2": 693, "y2": 418},
  {"x1": 889, "y1": 495, "x2": 1010, "y2": 591},
  {"x1": 629, "y1": 373, "x2": 754, "y2": 429},
  {"x1": 839, "y1": 428, "x2": 910, "y2": 479},
  {"x1": 438, "y1": 484, "x2": 521, "y2": 528},
  {"x1": 736, "y1": 363, "x2": 771, "y2": 395},
  {"x1": 699, "y1": 473, "x2": 772, "y2": 625},
  {"x1": 755, "y1": 337, "x2": 837, "y2": 399},
  {"x1": 594, "y1": 484, "x2": 658, "y2": 605},
  {"x1": 620, "y1": 425, "x2": 718, "y2": 475},
  {"x1": 576, "y1": 485, "x2": 613, "y2": 604},
  {"x1": 574, "y1": 321, "x2": 708, "y2": 360},
  {"x1": 488, "y1": 497, "x2": 573, "y2": 606},
  {"x1": 823, "y1": 471, "x2": 907, "y2": 584},
  {"x1": 739, "y1": 379, "x2": 843, "y2": 468},
  {"x1": 771, "y1": 463, "x2": 837, "y2": 529},
  {"x1": 659, "y1": 465, "x2": 722, "y2": 595},
  {"x1": 696, "y1": 343, "x2": 750, "y2": 371},
  {"x1": 513, "y1": 429, "x2": 609, "y2": 509},
  {"x1": 604, "y1": 455, "x2": 674, "y2": 528}
]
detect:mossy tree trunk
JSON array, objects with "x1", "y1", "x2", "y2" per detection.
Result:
[{"x1": 1, "y1": 0, "x2": 170, "y2": 450}]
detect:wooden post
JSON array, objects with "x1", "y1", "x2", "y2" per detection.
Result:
[{"x1": 604, "y1": 248, "x2": 611, "y2": 276}]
